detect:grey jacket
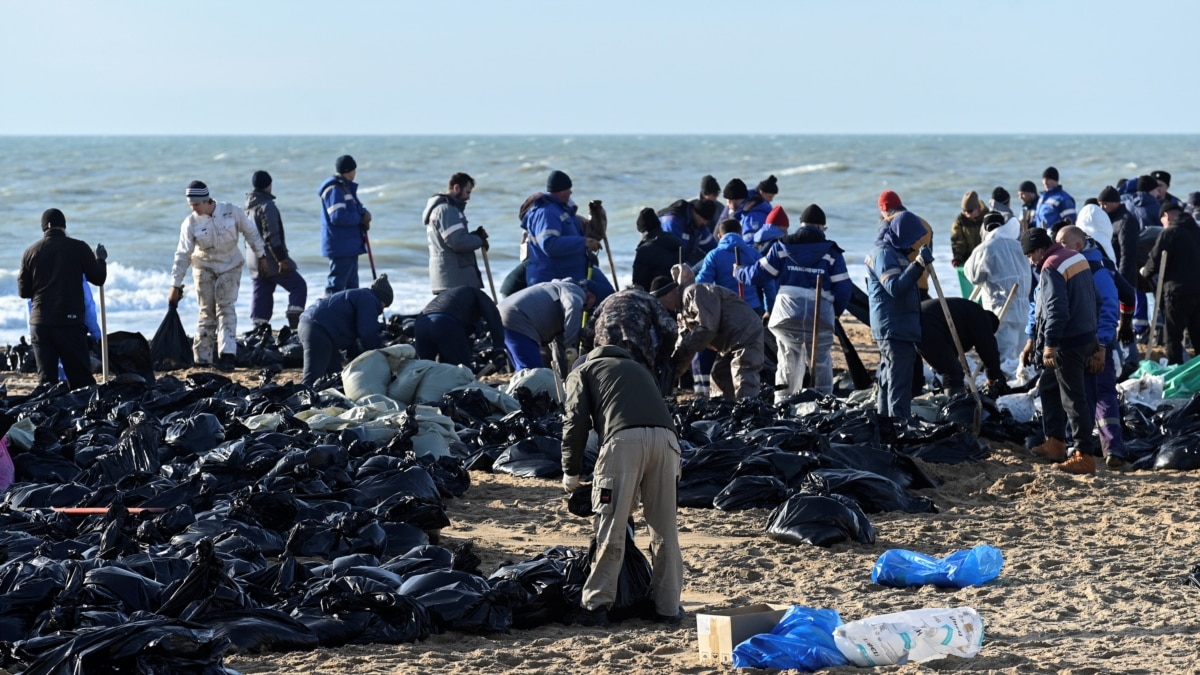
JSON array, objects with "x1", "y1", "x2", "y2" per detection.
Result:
[
  {"x1": 498, "y1": 280, "x2": 587, "y2": 349},
  {"x1": 425, "y1": 193, "x2": 484, "y2": 293},
  {"x1": 245, "y1": 190, "x2": 294, "y2": 279}
]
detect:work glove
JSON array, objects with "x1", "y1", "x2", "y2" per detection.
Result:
[
  {"x1": 278, "y1": 258, "x2": 293, "y2": 275},
  {"x1": 168, "y1": 286, "x2": 183, "y2": 308},
  {"x1": 916, "y1": 245, "x2": 934, "y2": 267},
  {"x1": 257, "y1": 257, "x2": 270, "y2": 279},
  {"x1": 474, "y1": 226, "x2": 490, "y2": 251},
  {"x1": 1086, "y1": 345, "x2": 1107, "y2": 374},
  {"x1": 360, "y1": 210, "x2": 372, "y2": 231},
  {"x1": 1042, "y1": 346, "x2": 1058, "y2": 370},
  {"x1": 1020, "y1": 339, "x2": 1035, "y2": 366},
  {"x1": 562, "y1": 474, "x2": 581, "y2": 493},
  {"x1": 981, "y1": 379, "x2": 1010, "y2": 399},
  {"x1": 94, "y1": 244, "x2": 107, "y2": 262},
  {"x1": 1118, "y1": 312, "x2": 1134, "y2": 345},
  {"x1": 584, "y1": 237, "x2": 601, "y2": 253}
]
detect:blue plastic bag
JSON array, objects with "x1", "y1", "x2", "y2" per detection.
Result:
[
  {"x1": 871, "y1": 544, "x2": 1004, "y2": 588},
  {"x1": 731, "y1": 606, "x2": 850, "y2": 671}
]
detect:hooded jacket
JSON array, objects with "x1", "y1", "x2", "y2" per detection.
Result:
[
  {"x1": 424, "y1": 192, "x2": 484, "y2": 293},
  {"x1": 245, "y1": 190, "x2": 293, "y2": 279},
  {"x1": 318, "y1": 175, "x2": 368, "y2": 258},
  {"x1": 301, "y1": 288, "x2": 383, "y2": 351},
  {"x1": 1122, "y1": 190, "x2": 1162, "y2": 232},
  {"x1": 866, "y1": 210, "x2": 927, "y2": 342},
  {"x1": 1035, "y1": 185, "x2": 1077, "y2": 230},
  {"x1": 498, "y1": 279, "x2": 588, "y2": 349},
  {"x1": 171, "y1": 201, "x2": 266, "y2": 286},
  {"x1": 950, "y1": 191, "x2": 987, "y2": 264},
  {"x1": 659, "y1": 199, "x2": 714, "y2": 265},
  {"x1": 1027, "y1": 242, "x2": 1098, "y2": 351},
  {"x1": 521, "y1": 193, "x2": 589, "y2": 285},
  {"x1": 963, "y1": 219, "x2": 1031, "y2": 326},
  {"x1": 733, "y1": 192, "x2": 772, "y2": 238},
  {"x1": 696, "y1": 232, "x2": 776, "y2": 312},
  {"x1": 676, "y1": 283, "x2": 764, "y2": 357},
  {"x1": 1075, "y1": 204, "x2": 1115, "y2": 262},
  {"x1": 740, "y1": 225, "x2": 850, "y2": 331},
  {"x1": 1080, "y1": 244, "x2": 1119, "y2": 346}
]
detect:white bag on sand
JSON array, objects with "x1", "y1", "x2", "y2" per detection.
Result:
[
  {"x1": 995, "y1": 390, "x2": 1036, "y2": 423},
  {"x1": 833, "y1": 606, "x2": 984, "y2": 667},
  {"x1": 505, "y1": 368, "x2": 562, "y2": 402},
  {"x1": 1117, "y1": 373, "x2": 1164, "y2": 407}
]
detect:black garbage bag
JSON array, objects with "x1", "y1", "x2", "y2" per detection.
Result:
[
  {"x1": 731, "y1": 452, "x2": 821, "y2": 487},
  {"x1": 165, "y1": 413, "x2": 226, "y2": 455},
  {"x1": 159, "y1": 539, "x2": 252, "y2": 620},
  {"x1": 491, "y1": 436, "x2": 563, "y2": 478},
  {"x1": 400, "y1": 570, "x2": 513, "y2": 634},
  {"x1": 81, "y1": 566, "x2": 166, "y2": 614},
  {"x1": 205, "y1": 608, "x2": 320, "y2": 654},
  {"x1": 822, "y1": 443, "x2": 938, "y2": 490},
  {"x1": 381, "y1": 545, "x2": 452, "y2": 577},
  {"x1": 312, "y1": 577, "x2": 435, "y2": 644},
  {"x1": 12, "y1": 616, "x2": 235, "y2": 674},
  {"x1": 580, "y1": 524, "x2": 655, "y2": 623},
  {"x1": 106, "y1": 331, "x2": 156, "y2": 383},
  {"x1": 937, "y1": 393, "x2": 1001, "y2": 429},
  {"x1": 1153, "y1": 436, "x2": 1200, "y2": 471},
  {"x1": 354, "y1": 466, "x2": 441, "y2": 505},
  {"x1": 713, "y1": 476, "x2": 789, "y2": 511},
  {"x1": 765, "y1": 494, "x2": 876, "y2": 547},
  {"x1": 228, "y1": 490, "x2": 299, "y2": 532},
  {"x1": 373, "y1": 495, "x2": 451, "y2": 531},
  {"x1": 150, "y1": 306, "x2": 195, "y2": 371},
  {"x1": 896, "y1": 429, "x2": 989, "y2": 464},
  {"x1": 797, "y1": 469, "x2": 937, "y2": 514},
  {"x1": 487, "y1": 557, "x2": 569, "y2": 629}
]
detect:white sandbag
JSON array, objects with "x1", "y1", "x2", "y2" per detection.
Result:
[
  {"x1": 833, "y1": 606, "x2": 984, "y2": 667},
  {"x1": 342, "y1": 350, "x2": 393, "y2": 400},
  {"x1": 388, "y1": 359, "x2": 441, "y2": 404},
  {"x1": 995, "y1": 390, "x2": 1036, "y2": 423},
  {"x1": 242, "y1": 413, "x2": 282, "y2": 431},
  {"x1": 412, "y1": 362, "x2": 476, "y2": 404},
  {"x1": 505, "y1": 368, "x2": 562, "y2": 402},
  {"x1": 1118, "y1": 373, "x2": 1164, "y2": 407},
  {"x1": 4, "y1": 417, "x2": 36, "y2": 452}
]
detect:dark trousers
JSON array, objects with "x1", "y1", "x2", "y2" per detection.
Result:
[
  {"x1": 251, "y1": 270, "x2": 307, "y2": 323},
  {"x1": 30, "y1": 323, "x2": 94, "y2": 390},
  {"x1": 1039, "y1": 342, "x2": 1096, "y2": 454},
  {"x1": 877, "y1": 339, "x2": 916, "y2": 419},
  {"x1": 414, "y1": 313, "x2": 472, "y2": 366},
  {"x1": 1163, "y1": 293, "x2": 1200, "y2": 365},
  {"x1": 298, "y1": 320, "x2": 339, "y2": 387},
  {"x1": 917, "y1": 331, "x2": 965, "y2": 395}
]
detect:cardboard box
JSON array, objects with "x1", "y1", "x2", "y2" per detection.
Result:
[{"x1": 696, "y1": 603, "x2": 790, "y2": 664}]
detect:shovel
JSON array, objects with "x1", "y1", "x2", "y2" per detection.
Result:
[{"x1": 927, "y1": 262, "x2": 983, "y2": 435}]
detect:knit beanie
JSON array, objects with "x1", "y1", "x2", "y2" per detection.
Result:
[
  {"x1": 1020, "y1": 228, "x2": 1053, "y2": 255},
  {"x1": 636, "y1": 207, "x2": 661, "y2": 233},
  {"x1": 1019, "y1": 180, "x2": 1038, "y2": 193},
  {"x1": 766, "y1": 205, "x2": 790, "y2": 229},
  {"x1": 546, "y1": 170, "x2": 572, "y2": 193},
  {"x1": 1098, "y1": 185, "x2": 1121, "y2": 203},
  {"x1": 1152, "y1": 170, "x2": 1172, "y2": 186},
  {"x1": 371, "y1": 274, "x2": 394, "y2": 307},
  {"x1": 991, "y1": 186, "x2": 1010, "y2": 204},
  {"x1": 1137, "y1": 175, "x2": 1158, "y2": 192},
  {"x1": 961, "y1": 190, "x2": 981, "y2": 213},
  {"x1": 336, "y1": 155, "x2": 357, "y2": 174},
  {"x1": 649, "y1": 276, "x2": 677, "y2": 298},
  {"x1": 983, "y1": 211, "x2": 1006, "y2": 232},
  {"x1": 41, "y1": 208, "x2": 66, "y2": 231},
  {"x1": 252, "y1": 170, "x2": 272, "y2": 190},
  {"x1": 693, "y1": 200, "x2": 717, "y2": 223},
  {"x1": 878, "y1": 190, "x2": 902, "y2": 212},
  {"x1": 799, "y1": 204, "x2": 826, "y2": 226},
  {"x1": 1042, "y1": 166, "x2": 1059, "y2": 181},
  {"x1": 723, "y1": 178, "x2": 748, "y2": 200},
  {"x1": 185, "y1": 180, "x2": 210, "y2": 203},
  {"x1": 1160, "y1": 201, "x2": 1182, "y2": 218},
  {"x1": 700, "y1": 175, "x2": 720, "y2": 197},
  {"x1": 756, "y1": 174, "x2": 779, "y2": 195}
]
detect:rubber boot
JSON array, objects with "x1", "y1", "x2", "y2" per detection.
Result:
[
  {"x1": 286, "y1": 307, "x2": 303, "y2": 331},
  {"x1": 1057, "y1": 450, "x2": 1096, "y2": 475},
  {"x1": 1032, "y1": 437, "x2": 1067, "y2": 462}
]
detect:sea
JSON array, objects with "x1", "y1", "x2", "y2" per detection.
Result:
[{"x1": 2, "y1": 134, "x2": 1197, "y2": 347}]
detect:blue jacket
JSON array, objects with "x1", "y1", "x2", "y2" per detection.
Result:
[
  {"x1": 1035, "y1": 185, "x2": 1077, "y2": 230},
  {"x1": 735, "y1": 194, "x2": 772, "y2": 238},
  {"x1": 303, "y1": 288, "x2": 383, "y2": 350},
  {"x1": 1026, "y1": 242, "x2": 1098, "y2": 350},
  {"x1": 740, "y1": 225, "x2": 851, "y2": 328},
  {"x1": 319, "y1": 176, "x2": 368, "y2": 258},
  {"x1": 1081, "y1": 245, "x2": 1119, "y2": 346},
  {"x1": 522, "y1": 193, "x2": 589, "y2": 285},
  {"x1": 866, "y1": 211, "x2": 926, "y2": 342},
  {"x1": 697, "y1": 232, "x2": 776, "y2": 312},
  {"x1": 1122, "y1": 191, "x2": 1162, "y2": 232},
  {"x1": 751, "y1": 224, "x2": 786, "y2": 253},
  {"x1": 659, "y1": 200, "x2": 715, "y2": 265}
]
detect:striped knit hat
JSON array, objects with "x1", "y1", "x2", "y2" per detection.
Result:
[{"x1": 185, "y1": 180, "x2": 211, "y2": 203}]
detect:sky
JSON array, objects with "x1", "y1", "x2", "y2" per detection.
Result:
[{"x1": 5, "y1": 0, "x2": 1197, "y2": 135}]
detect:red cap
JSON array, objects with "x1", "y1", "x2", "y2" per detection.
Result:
[
  {"x1": 878, "y1": 190, "x2": 902, "y2": 212},
  {"x1": 766, "y1": 205, "x2": 789, "y2": 229}
]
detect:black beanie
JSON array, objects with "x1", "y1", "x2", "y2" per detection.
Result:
[
  {"x1": 546, "y1": 170, "x2": 572, "y2": 193},
  {"x1": 336, "y1": 155, "x2": 357, "y2": 174},
  {"x1": 1160, "y1": 201, "x2": 1182, "y2": 218},
  {"x1": 41, "y1": 208, "x2": 66, "y2": 231},
  {"x1": 756, "y1": 174, "x2": 779, "y2": 195},
  {"x1": 1152, "y1": 170, "x2": 1171, "y2": 186},
  {"x1": 983, "y1": 211, "x2": 1006, "y2": 231},
  {"x1": 799, "y1": 204, "x2": 826, "y2": 225},
  {"x1": 1019, "y1": 180, "x2": 1038, "y2": 193},
  {"x1": 649, "y1": 276, "x2": 677, "y2": 297},
  {"x1": 1137, "y1": 175, "x2": 1158, "y2": 192},
  {"x1": 700, "y1": 175, "x2": 720, "y2": 197},
  {"x1": 1098, "y1": 185, "x2": 1121, "y2": 203},
  {"x1": 991, "y1": 186, "x2": 1010, "y2": 204},
  {"x1": 1042, "y1": 166, "x2": 1059, "y2": 181},
  {"x1": 693, "y1": 200, "x2": 717, "y2": 223},
  {"x1": 252, "y1": 170, "x2": 272, "y2": 190},
  {"x1": 1020, "y1": 227, "x2": 1053, "y2": 254},
  {"x1": 723, "y1": 178, "x2": 748, "y2": 200},
  {"x1": 371, "y1": 273, "x2": 393, "y2": 307},
  {"x1": 636, "y1": 207, "x2": 661, "y2": 233}
]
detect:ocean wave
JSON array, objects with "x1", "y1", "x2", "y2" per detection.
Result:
[{"x1": 777, "y1": 162, "x2": 847, "y2": 176}]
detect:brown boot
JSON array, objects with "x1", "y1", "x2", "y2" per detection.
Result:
[
  {"x1": 1032, "y1": 437, "x2": 1067, "y2": 462},
  {"x1": 1057, "y1": 450, "x2": 1096, "y2": 475}
]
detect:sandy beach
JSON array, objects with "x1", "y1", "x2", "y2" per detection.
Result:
[{"x1": 4, "y1": 318, "x2": 1200, "y2": 674}]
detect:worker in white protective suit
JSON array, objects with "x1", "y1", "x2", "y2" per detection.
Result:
[{"x1": 964, "y1": 210, "x2": 1031, "y2": 376}]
